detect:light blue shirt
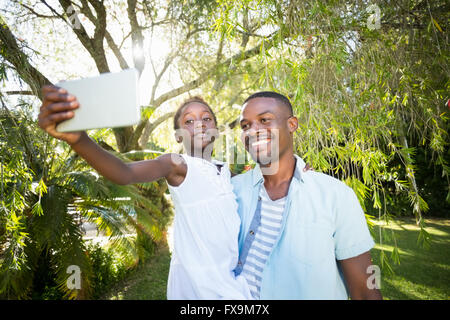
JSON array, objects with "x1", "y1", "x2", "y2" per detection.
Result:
[{"x1": 231, "y1": 155, "x2": 375, "y2": 299}]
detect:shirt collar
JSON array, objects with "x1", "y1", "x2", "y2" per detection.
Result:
[
  {"x1": 252, "y1": 154, "x2": 306, "y2": 186},
  {"x1": 212, "y1": 159, "x2": 225, "y2": 166}
]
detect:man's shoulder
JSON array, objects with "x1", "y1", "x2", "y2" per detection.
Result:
[
  {"x1": 300, "y1": 171, "x2": 363, "y2": 223},
  {"x1": 294, "y1": 155, "x2": 350, "y2": 192},
  {"x1": 302, "y1": 170, "x2": 352, "y2": 194}
]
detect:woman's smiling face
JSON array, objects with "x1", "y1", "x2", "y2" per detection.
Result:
[{"x1": 176, "y1": 102, "x2": 218, "y2": 153}]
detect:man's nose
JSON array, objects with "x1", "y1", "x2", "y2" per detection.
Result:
[
  {"x1": 242, "y1": 128, "x2": 269, "y2": 145},
  {"x1": 246, "y1": 125, "x2": 267, "y2": 138},
  {"x1": 245, "y1": 127, "x2": 258, "y2": 137}
]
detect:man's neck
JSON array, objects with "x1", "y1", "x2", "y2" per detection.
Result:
[{"x1": 260, "y1": 152, "x2": 296, "y2": 187}]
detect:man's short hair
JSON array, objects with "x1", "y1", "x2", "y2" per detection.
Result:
[{"x1": 243, "y1": 91, "x2": 293, "y2": 116}]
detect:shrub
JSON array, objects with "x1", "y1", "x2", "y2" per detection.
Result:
[{"x1": 85, "y1": 242, "x2": 132, "y2": 299}]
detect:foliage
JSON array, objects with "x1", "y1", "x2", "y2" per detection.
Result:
[
  {"x1": 0, "y1": 106, "x2": 171, "y2": 299},
  {"x1": 85, "y1": 242, "x2": 131, "y2": 299},
  {"x1": 102, "y1": 240, "x2": 171, "y2": 300}
]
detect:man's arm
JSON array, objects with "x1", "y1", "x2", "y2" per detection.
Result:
[{"x1": 338, "y1": 251, "x2": 383, "y2": 300}]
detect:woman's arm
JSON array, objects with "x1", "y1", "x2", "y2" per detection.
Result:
[
  {"x1": 39, "y1": 85, "x2": 186, "y2": 186},
  {"x1": 69, "y1": 134, "x2": 185, "y2": 185}
]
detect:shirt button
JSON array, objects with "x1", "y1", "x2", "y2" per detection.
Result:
[
  {"x1": 249, "y1": 230, "x2": 255, "y2": 235},
  {"x1": 238, "y1": 261, "x2": 242, "y2": 265},
  {"x1": 258, "y1": 196, "x2": 262, "y2": 201}
]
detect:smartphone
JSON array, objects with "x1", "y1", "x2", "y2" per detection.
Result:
[{"x1": 56, "y1": 68, "x2": 141, "y2": 132}]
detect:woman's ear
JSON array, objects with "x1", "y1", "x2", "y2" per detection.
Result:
[
  {"x1": 206, "y1": 128, "x2": 219, "y2": 143},
  {"x1": 174, "y1": 130, "x2": 183, "y2": 143}
]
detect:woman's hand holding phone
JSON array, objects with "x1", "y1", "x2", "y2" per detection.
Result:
[{"x1": 38, "y1": 85, "x2": 87, "y2": 145}]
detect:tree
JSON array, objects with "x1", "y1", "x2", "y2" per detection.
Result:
[
  {"x1": 0, "y1": 0, "x2": 448, "y2": 296},
  {"x1": 0, "y1": 0, "x2": 289, "y2": 151}
]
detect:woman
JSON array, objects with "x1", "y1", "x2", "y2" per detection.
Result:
[{"x1": 38, "y1": 86, "x2": 252, "y2": 299}]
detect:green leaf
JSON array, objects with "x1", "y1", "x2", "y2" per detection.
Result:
[
  {"x1": 37, "y1": 178, "x2": 47, "y2": 197},
  {"x1": 432, "y1": 18, "x2": 443, "y2": 32},
  {"x1": 31, "y1": 200, "x2": 43, "y2": 216}
]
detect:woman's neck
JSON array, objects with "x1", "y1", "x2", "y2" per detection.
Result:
[{"x1": 186, "y1": 149, "x2": 213, "y2": 162}]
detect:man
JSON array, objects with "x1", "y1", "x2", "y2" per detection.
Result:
[{"x1": 232, "y1": 91, "x2": 382, "y2": 300}]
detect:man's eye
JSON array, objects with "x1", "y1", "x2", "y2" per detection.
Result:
[
  {"x1": 185, "y1": 120, "x2": 194, "y2": 124},
  {"x1": 203, "y1": 117, "x2": 211, "y2": 121},
  {"x1": 241, "y1": 123, "x2": 249, "y2": 130},
  {"x1": 261, "y1": 118, "x2": 269, "y2": 123}
]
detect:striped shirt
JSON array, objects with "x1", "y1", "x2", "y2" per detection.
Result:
[{"x1": 241, "y1": 186, "x2": 286, "y2": 299}]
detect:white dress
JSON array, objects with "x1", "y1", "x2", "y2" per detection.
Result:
[{"x1": 166, "y1": 154, "x2": 252, "y2": 300}]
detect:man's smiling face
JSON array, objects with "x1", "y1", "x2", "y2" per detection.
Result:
[{"x1": 240, "y1": 97, "x2": 298, "y2": 166}]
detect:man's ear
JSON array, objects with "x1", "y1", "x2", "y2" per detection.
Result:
[{"x1": 287, "y1": 116, "x2": 298, "y2": 133}]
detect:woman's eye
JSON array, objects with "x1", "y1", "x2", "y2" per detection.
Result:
[
  {"x1": 203, "y1": 117, "x2": 211, "y2": 121},
  {"x1": 261, "y1": 118, "x2": 271, "y2": 124},
  {"x1": 185, "y1": 119, "x2": 194, "y2": 124},
  {"x1": 241, "y1": 123, "x2": 249, "y2": 130}
]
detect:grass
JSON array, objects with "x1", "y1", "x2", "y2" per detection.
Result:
[
  {"x1": 101, "y1": 239, "x2": 171, "y2": 300},
  {"x1": 102, "y1": 218, "x2": 450, "y2": 300},
  {"x1": 370, "y1": 217, "x2": 450, "y2": 300}
]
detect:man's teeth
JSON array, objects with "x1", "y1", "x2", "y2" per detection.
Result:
[{"x1": 251, "y1": 139, "x2": 270, "y2": 147}]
